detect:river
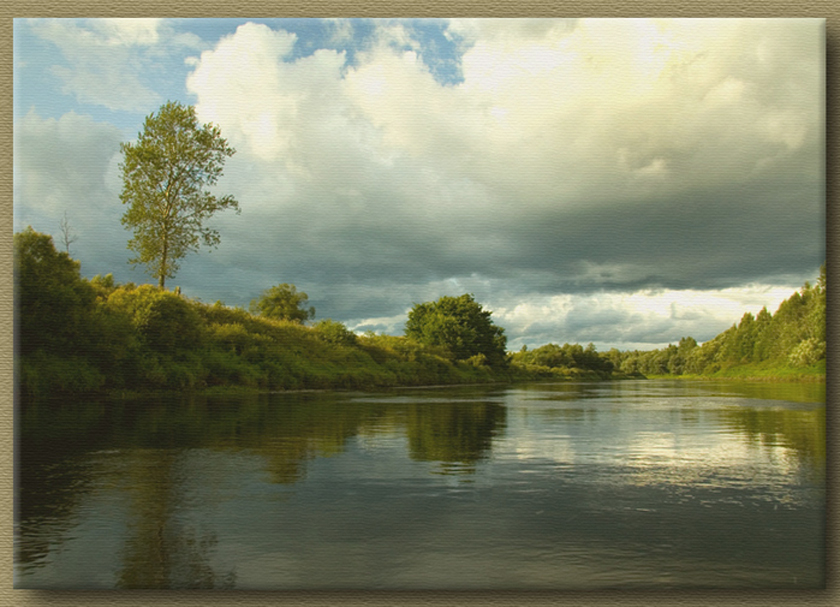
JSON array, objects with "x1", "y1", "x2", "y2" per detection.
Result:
[{"x1": 14, "y1": 380, "x2": 825, "y2": 589}]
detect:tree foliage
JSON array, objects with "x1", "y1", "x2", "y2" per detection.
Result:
[
  {"x1": 250, "y1": 284, "x2": 315, "y2": 323},
  {"x1": 405, "y1": 294, "x2": 507, "y2": 366},
  {"x1": 509, "y1": 342, "x2": 614, "y2": 377},
  {"x1": 14, "y1": 222, "x2": 824, "y2": 397},
  {"x1": 14, "y1": 229, "x2": 505, "y2": 397},
  {"x1": 14, "y1": 227, "x2": 96, "y2": 356},
  {"x1": 314, "y1": 319, "x2": 358, "y2": 347},
  {"x1": 107, "y1": 285, "x2": 203, "y2": 352},
  {"x1": 120, "y1": 101, "x2": 238, "y2": 288}
]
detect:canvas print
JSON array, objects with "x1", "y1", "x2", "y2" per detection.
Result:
[{"x1": 13, "y1": 18, "x2": 825, "y2": 589}]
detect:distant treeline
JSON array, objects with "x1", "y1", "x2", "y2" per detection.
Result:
[
  {"x1": 513, "y1": 265, "x2": 826, "y2": 381},
  {"x1": 508, "y1": 342, "x2": 618, "y2": 380},
  {"x1": 14, "y1": 227, "x2": 825, "y2": 398},
  {"x1": 611, "y1": 266, "x2": 825, "y2": 379}
]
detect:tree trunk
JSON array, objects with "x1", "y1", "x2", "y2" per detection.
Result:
[{"x1": 159, "y1": 241, "x2": 167, "y2": 289}]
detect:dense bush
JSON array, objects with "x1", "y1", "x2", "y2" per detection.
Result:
[
  {"x1": 250, "y1": 283, "x2": 315, "y2": 323},
  {"x1": 314, "y1": 319, "x2": 358, "y2": 347},
  {"x1": 107, "y1": 285, "x2": 203, "y2": 352},
  {"x1": 14, "y1": 227, "x2": 98, "y2": 356},
  {"x1": 405, "y1": 294, "x2": 507, "y2": 367}
]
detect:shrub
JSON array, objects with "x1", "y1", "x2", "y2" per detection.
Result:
[
  {"x1": 405, "y1": 294, "x2": 507, "y2": 366},
  {"x1": 314, "y1": 319, "x2": 358, "y2": 347},
  {"x1": 107, "y1": 285, "x2": 202, "y2": 352}
]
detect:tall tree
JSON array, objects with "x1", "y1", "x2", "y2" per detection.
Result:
[{"x1": 120, "y1": 101, "x2": 239, "y2": 289}]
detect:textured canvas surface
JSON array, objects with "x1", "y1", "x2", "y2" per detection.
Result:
[{"x1": 1, "y1": 2, "x2": 837, "y2": 606}]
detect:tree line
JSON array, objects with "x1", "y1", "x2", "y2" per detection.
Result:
[
  {"x1": 605, "y1": 267, "x2": 826, "y2": 379},
  {"x1": 510, "y1": 266, "x2": 825, "y2": 381}
]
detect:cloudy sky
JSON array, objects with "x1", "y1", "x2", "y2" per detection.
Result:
[{"x1": 13, "y1": 18, "x2": 825, "y2": 351}]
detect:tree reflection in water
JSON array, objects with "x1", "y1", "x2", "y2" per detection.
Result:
[
  {"x1": 116, "y1": 449, "x2": 236, "y2": 589},
  {"x1": 405, "y1": 402, "x2": 506, "y2": 474},
  {"x1": 14, "y1": 382, "x2": 824, "y2": 589}
]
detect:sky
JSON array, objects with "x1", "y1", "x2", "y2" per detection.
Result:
[{"x1": 13, "y1": 18, "x2": 826, "y2": 352}]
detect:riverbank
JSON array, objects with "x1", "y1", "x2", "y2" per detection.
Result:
[
  {"x1": 15, "y1": 228, "x2": 826, "y2": 400},
  {"x1": 644, "y1": 359, "x2": 826, "y2": 383},
  {"x1": 21, "y1": 344, "x2": 824, "y2": 402}
]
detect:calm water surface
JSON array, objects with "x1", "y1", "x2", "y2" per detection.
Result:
[{"x1": 15, "y1": 380, "x2": 825, "y2": 589}]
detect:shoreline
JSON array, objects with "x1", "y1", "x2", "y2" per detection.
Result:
[{"x1": 21, "y1": 372, "x2": 825, "y2": 403}]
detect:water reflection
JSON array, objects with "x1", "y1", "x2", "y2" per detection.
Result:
[
  {"x1": 15, "y1": 399, "x2": 114, "y2": 570},
  {"x1": 719, "y1": 406, "x2": 825, "y2": 474},
  {"x1": 116, "y1": 450, "x2": 236, "y2": 589},
  {"x1": 405, "y1": 401, "x2": 506, "y2": 474},
  {"x1": 15, "y1": 381, "x2": 825, "y2": 589},
  {"x1": 514, "y1": 378, "x2": 826, "y2": 405}
]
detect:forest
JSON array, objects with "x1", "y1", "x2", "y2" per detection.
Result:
[{"x1": 14, "y1": 225, "x2": 825, "y2": 399}]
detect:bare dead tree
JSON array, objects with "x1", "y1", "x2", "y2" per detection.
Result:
[{"x1": 58, "y1": 211, "x2": 78, "y2": 255}]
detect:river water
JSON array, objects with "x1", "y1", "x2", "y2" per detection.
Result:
[{"x1": 15, "y1": 380, "x2": 825, "y2": 589}]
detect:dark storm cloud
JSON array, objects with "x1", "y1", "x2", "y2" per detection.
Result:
[{"x1": 211, "y1": 172, "x2": 821, "y2": 312}]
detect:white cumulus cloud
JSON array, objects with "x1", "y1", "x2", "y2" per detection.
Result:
[{"x1": 30, "y1": 18, "x2": 204, "y2": 112}]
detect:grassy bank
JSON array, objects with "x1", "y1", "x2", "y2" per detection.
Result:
[{"x1": 17, "y1": 293, "x2": 516, "y2": 398}]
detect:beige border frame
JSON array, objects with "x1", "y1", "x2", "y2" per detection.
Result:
[{"x1": 1, "y1": 2, "x2": 836, "y2": 606}]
